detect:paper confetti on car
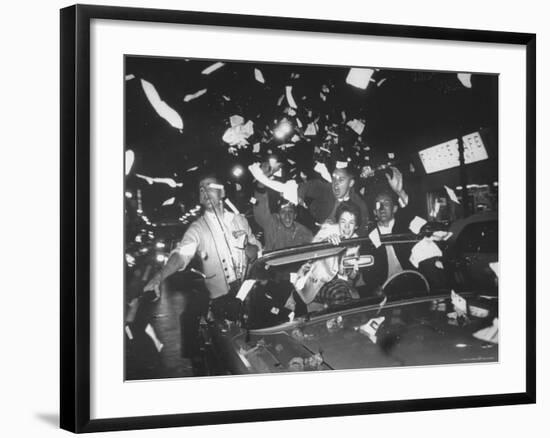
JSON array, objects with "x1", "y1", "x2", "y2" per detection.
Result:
[
  {"x1": 359, "y1": 316, "x2": 385, "y2": 344},
  {"x1": 409, "y1": 216, "x2": 427, "y2": 234},
  {"x1": 409, "y1": 237, "x2": 442, "y2": 268},
  {"x1": 236, "y1": 279, "x2": 256, "y2": 301},
  {"x1": 140, "y1": 79, "x2": 184, "y2": 130},
  {"x1": 451, "y1": 290, "x2": 468, "y2": 315},
  {"x1": 346, "y1": 68, "x2": 375, "y2": 90},
  {"x1": 473, "y1": 318, "x2": 499, "y2": 344}
]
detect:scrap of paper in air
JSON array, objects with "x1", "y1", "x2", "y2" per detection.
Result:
[
  {"x1": 444, "y1": 185, "x2": 461, "y2": 204},
  {"x1": 457, "y1": 73, "x2": 472, "y2": 88},
  {"x1": 125, "y1": 150, "x2": 135, "y2": 175},
  {"x1": 201, "y1": 62, "x2": 225, "y2": 75},
  {"x1": 183, "y1": 88, "x2": 207, "y2": 102},
  {"x1": 140, "y1": 79, "x2": 183, "y2": 130},
  {"x1": 346, "y1": 119, "x2": 365, "y2": 135},
  {"x1": 409, "y1": 216, "x2": 427, "y2": 234},
  {"x1": 254, "y1": 68, "x2": 265, "y2": 83},
  {"x1": 346, "y1": 68, "x2": 375, "y2": 90}
]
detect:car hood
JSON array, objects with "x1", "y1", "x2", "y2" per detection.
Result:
[{"x1": 216, "y1": 293, "x2": 498, "y2": 374}]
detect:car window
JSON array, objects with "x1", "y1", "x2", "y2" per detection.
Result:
[{"x1": 457, "y1": 220, "x2": 498, "y2": 253}]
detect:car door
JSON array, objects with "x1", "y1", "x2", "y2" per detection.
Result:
[{"x1": 454, "y1": 220, "x2": 498, "y2": 290}]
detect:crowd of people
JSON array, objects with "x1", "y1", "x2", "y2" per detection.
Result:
[{"x1": 141, "y1": 157, "x2": 449, "y2": 373}]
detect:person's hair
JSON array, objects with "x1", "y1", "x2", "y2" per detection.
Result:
[
  {"x1": 335, "y1": 201, "x2": 362, "y2": 227},
  {"x1": 332, "y1": 163, "x2": 356, "y2": 180},
  {"x1": 276, "y1": 197, "x2": 296, "y2": 213},
  {"x1": 374, "y1": 189, "x2": 398, "y2": 206},
  {"x1": 197, "y1": 173, "x2": 221, "y2": 187}
]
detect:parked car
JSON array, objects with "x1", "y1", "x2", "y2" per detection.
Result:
[
  {"x1": 444, "y1": 212, "x2": 498, "y2": 292},
  {"x1": 200, "y1": 236, "x2": 498, "y2": 376}
]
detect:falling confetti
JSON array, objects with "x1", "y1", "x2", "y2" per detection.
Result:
[
  {"x1": 336, "y1": 161, "x2": 348, "y2": 169},
  {"x1": 140, "y1": 79, "x2": 183, "y2": 130},
  {"x1": 285, "y1": 85, "x2": 298, "y2": 109},
  {"x1": 346, "y1": 119, "x2": 365, "y2": 135},
  {"x1": 125, "y1": 74, "x2": 135, "y2": 81},
  {"x1": 254, "y1": 68, "x2": 265, "y2": 84},
  {"x1": 201, "y1": 61, "x2": 225, "y2": 75},
  {"x1": 444, "y1": 185, "x2": 461, "y2": 204},
  {"x1": 346, "y1": 68, "x2": 375, "y2": 90},
  {"x1": 457, "y1": 73, "x2": 472, "y2": 88},
  {"x1": 313, "y1": 162, "x2": 332, "y2": 183},
  {"x1": 223, "y1": 120, "x2": 254, "y2": 146},
  {"x1": 183, "y1": 88, "x2": 207, "y2": 102},
  {"x1": 230, "y1": 115, "x2": 245, "y2": 127},
  {"x1": 136, "y1": 174, "x2": 183, "y2": 188},
  {"x1": 409, "y1": 238, "x2": 443, "y2": 268},
  {"x1": 408, "y1": 216, "x2": 428, "y2": 234},
  {"x1": 125, "y1": 150, "x2": 135, "y2": 176},
  {"x1": 162, "y1": 197, "x2": 176, "y2": 206},
  {"x1": 304, "y1": 122, "x2": 317, "y2": 136}
]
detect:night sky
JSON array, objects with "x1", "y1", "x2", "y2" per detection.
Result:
[{"x1": 124, "y1": 56, "x2": 498, "y2": 227}]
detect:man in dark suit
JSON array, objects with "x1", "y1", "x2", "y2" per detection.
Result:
[
  {"x1": 360, "y1": 168, "x2": 447, "y2": 296},
  {"x1": 298, "y1": 165, "x2": 370, "y2": 235}
]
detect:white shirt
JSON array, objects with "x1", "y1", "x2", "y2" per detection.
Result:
[
  {"x1": 377, "y1": 219, "x2": 403, "y2": 279},
  {"x1": 204, "y1": 210, "x2": 242, "y2": 283}
]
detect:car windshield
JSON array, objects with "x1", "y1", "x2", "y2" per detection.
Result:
[{"x1": 242, "y1": 233, "x2": 435, "y2": 330}]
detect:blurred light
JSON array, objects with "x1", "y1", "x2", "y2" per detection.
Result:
[
  {"x1": 232, "y1": 166, "x2": 244, "y2": 178},
  {"x1": 155, "y1": 242, "x2": 165, "y2": 249},
  {"x1": 134, "y1": 235, "x2": 142, "y2": 243},
  {"x1": 139, "y1": 247, "x2": 148, "y2": 254},
  {"x1": 493, "y1": 182, "x2": 498, "y2": 187},
  {"x1": 156, "y1": 254, "x2": 167, "y2": 263},
  {"x1": 125, "y1": 191, "x2": 133, "y2": 199},
  {"x1": 274, "y1": 120, "x2": 292, "y2": 139},
  {"x1": 125, "y1": 254, "x2": 136, "y2": 266}
]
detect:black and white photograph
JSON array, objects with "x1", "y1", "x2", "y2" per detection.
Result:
[{"x1": 123, "y1": 56, "x2": 499, "y2": 381}]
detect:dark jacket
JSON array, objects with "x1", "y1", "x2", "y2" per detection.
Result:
[
  {"x1": 253, "y1": 190, "x2": 313, "y2": 251},
  {"x1": 298, "y1": 179, "x2": 369, "y2": 234}
]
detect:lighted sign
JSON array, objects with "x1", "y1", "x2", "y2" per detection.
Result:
[{"x1": 419, "y1": 132, "x2": 489, "y2": 174}]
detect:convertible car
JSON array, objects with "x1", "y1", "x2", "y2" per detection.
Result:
[{"x1": 199, "y1": 233, "x2": 499, "y2": 376}]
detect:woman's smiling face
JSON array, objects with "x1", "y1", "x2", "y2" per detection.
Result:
[{"x1": 338, "y1": 211, "x2": 358, "y2": 238}]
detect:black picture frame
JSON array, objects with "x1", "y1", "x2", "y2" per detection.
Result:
[{"x1": 60, "y1": 3, "x2": 536, "y2": 433}]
